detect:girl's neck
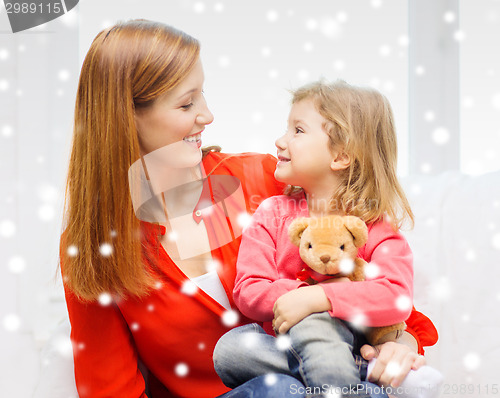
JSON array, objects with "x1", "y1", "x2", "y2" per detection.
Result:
[{"x1": 305, "y1": 188, "x2": 344, "y2": 218}]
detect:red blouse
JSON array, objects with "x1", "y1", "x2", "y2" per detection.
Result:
[{"x1": 62, "y1": 152, "x2": 437, "y2": 398}]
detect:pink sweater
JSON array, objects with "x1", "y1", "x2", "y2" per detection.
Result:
[{"x1": 234, "y1": 195, "x2": 413, "y2": 334}]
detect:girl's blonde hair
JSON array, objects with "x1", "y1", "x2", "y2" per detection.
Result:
[
  {"x1": 289, "y1": 80, "x2": 414, "y2": 229},
  {"x1": 62, "y1": 20, "x2": 200, "y2": 301}
]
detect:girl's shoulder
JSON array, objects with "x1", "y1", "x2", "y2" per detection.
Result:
[{"x1": 257, "y1": 193, "x2": 307, "y2": 218}]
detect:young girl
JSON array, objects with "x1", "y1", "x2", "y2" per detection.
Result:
[{"x1": 214, "y1": 80, "x2": 441, "y2": 397}]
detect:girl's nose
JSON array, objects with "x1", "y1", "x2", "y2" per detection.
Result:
[{"x1": 275, "y1": 133, "x2": 286, "y2": 150}]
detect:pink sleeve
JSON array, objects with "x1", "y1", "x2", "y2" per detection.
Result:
[
  {"x1": 321, "y1": 221, "x2": 413, "y2": 327},
  {"x1": 233, "y1": 198, "x2": 307, "y2": 321}
]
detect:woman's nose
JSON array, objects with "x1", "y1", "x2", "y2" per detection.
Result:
[{"x1": 197, "y1": 99, "x2": 214, "y2": 126}]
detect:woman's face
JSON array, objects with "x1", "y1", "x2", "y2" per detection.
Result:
[{"x1": 135, "y1": 59, "x2": 214, "y2": 166}]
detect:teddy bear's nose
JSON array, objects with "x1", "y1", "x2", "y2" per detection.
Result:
[{"x1": 320, "y1": 255, "x2": 330, "y2": 264}]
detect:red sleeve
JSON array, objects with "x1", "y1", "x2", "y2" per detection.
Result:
[
  {"x1": 320, "y1": 221, "x2": 414, "y2": 327},
  {"x1": 405, "y1": 307, "x2": 439, "y2": 355},
  {"x1": 233, "y1": 197, "x2": 307, "y2": 321},
  {"x1": 61, "y1": 251, "x2": 147, "y2": 398}
]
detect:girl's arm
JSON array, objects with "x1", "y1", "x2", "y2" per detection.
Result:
[
  {"x1": 319, "y1": 220, "x2": 414, "y2": 327},
  {"x1": 233, "y1": 197, "x2": 308, "y2": 321}
]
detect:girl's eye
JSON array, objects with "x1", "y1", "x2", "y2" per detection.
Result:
[
  {"x1": 308, "y1": 243, "x2": 312, "y2": 249},
  {"x1": 340, "y1": 244, "x2": 345, "y2": 251},
  {"x1": 295, "y1": 128, "x2": 304, "y2": 134},
  {"x1": 181, "y1": 103, "x2": 194, "y2": 110}
]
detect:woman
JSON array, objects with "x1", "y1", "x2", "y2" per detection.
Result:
[{"x1": 61, "y1": 19, "x2": 437, "y2": 398}]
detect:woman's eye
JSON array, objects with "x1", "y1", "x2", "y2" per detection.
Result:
[
  {"x1": 308, "y1": 243, "x2": 312, "y2": 249},
  {"x1": 181, "y1": 103, "x2": 194, "y2": 110},
  {"x1": 295, "y1": 128, "x2": 304, "y2": 134},
  {"x1": 340, "y1": 244, "x2": 345, "y2": 251}
]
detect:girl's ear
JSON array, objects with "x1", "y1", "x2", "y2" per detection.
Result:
[{"x1": 330, "y1": 149, "x2": 351, "y2": 171}]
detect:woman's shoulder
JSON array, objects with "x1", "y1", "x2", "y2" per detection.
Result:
[{"x1": 203, "y1": 150, "x2": 277, "y2": 173}]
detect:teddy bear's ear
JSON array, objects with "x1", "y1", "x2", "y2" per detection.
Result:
[
  {"x1": 288, "y1": 217, "x2": 311, "y2": 246},
  {"x1": 343, "y1": 216, "x2": 368, "y2": 248}
]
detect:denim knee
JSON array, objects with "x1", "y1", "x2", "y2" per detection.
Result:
[{"x1": 217, "y1": 374, "x2": 306, "y2": 398}]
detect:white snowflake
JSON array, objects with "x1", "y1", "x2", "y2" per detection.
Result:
[
  {"x1": 339, "y1": 258, "x2": 354, "y2": 274},
  {"x1": 336, "y1": 12, "x2": 348, "y2": 23},
  {"x1": 395, "y1": 295, "x2": 412, "y2": 312},
  {"x1": 432, "y1": 127, "x2": 450, "y2": 145},
  {"x1": 266, "y1": 10, "x2": 278, "y2": 22},
  {"x1": 214, "y1": 2, "x2": 224, "y2": 13},
  {"x1": 99, "y1": 243, "x2": 113, "y2": 257},
  {"x1": 8, "y1": 256, "x2": 26, "y2": 274},
  {"x1": 237, "y1": 212, "x2": 253, "y2": 230},
  {"x1": 175, "y1": 362, "x2": 189, "y2": 377},
  {"x1": 454, "y1": 30, "x2": 466, "y2": 42},
  {"x1": 364, "y1": 262, "x2": 380, "y2": 279},
  {"x1": 320, "y1": 17, "x2": 341, "y2": 40},
  {"x1": 491, "y1": 93, "x2": 500, "y2": 110},
  {"x1": 333, "y1": 60, "x2": 345, "y2": 71},
  {"x1": 465, "y1": 249, "x2": 476, "y2": 262},
  {"x1": 198, "y1": 342, "x2": 206, "y2": 350},
  {"x1": 420, "y1": 163, "x2": 432, "y2": 174},
  {"x1": 492, "y1": 233, "x2": 500, "y2": 250},
  {"x1": 53, "y1": 334, "x2": 73, "y2": 358},
  {"x1": 379, "y1": 45, "x2": 392, "y2": 57},
  {"x1": 147, "y1": 304, "x2": 155, "y2": 312},
  {"x1": 98, "y1": 293, "x2": 112, "y2": 306},
  {"x1": 349, "y1": 313, "x2": 368, "y2": 330},
  {"x1": 218, "y1": 56, "x2": 230, "y2": 68},
  {"x1": 305, "y1": 18, "x2": 318, "y2": 30},
  {"x1": 0, "y1": 219, "x2": 16, "y2": 238},
  {"x1": 268, "y1": 69, "x2": 279, "y2": 79},
  {"x1": 221, "y1": 309, "x2": 239, "y2": 327},
  {"x1": 0, "y1": 79, "x2": 9, "y2": 91},
  {"x1": 67, "y1": 245, "x2": 78, "y2": 257},
  {"x1": 3, "y1": 314, "x2": 21, "y2": 332},
  {"x1": 371, "y1": 0, "x2": 383, "y2": 8},
  {"x1": 193, "y1": 2, "x2": 205, "y2": 13},
  {"x1": 0, "y1": 48, "x2": 9, "y2": 60},
  {"x1": 415, "y1": 65, "x2": 426, "y2": 76},
  {"x1": 130, "y1": 322, "x2": 140, "y2": 331},
  {"x1": 264, "y1": 374, "x2": 278, "y2": 386},
  {"x1": 431, "y1": 276, "x2": 452, "y2": 301},
  {"x1": 424, "y1": 110, "x2": 435, "y2": 122},
  {"x1": 463, "y1": 352, "x2": 480, "y2": 371},
  {"x1": 58, "y1": 69, "x2": 70, "y2": 81},
  {"x1": 38, "y1": 204, "x2": 55, "y2": 221},
  {"x1": 1, "y1": 125, "x2": 13, "y2": 137},
  {"x1": 275, "y1": 334, "x2": 291, "y2": 351},
  {"x1": 398, "y1": 35, "x2": 409, "y2": 47},
  {"x1": 261, "y1": 47, "x2": 271, "y2": 57},
  {"x1": 462, "y1": 96, "x2": 475, "y2": 108},
  {"x1": 181, "y1": 280, "x2": 198, "y2": 296},
  {"x1": 385, "y1": 361, "x2": 402, "y2": 377},
  {"x1": 443, "y1": 11, "x2": 456, "y2": 23}
]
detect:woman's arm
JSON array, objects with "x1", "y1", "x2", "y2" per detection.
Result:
[
  {"x1": 64, "y1": 286, "x2": 148, "y2": 398},
  {"x1": 361, "y1": 333, "x2": 426, "y2": 388}
]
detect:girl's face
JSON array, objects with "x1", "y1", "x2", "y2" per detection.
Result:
[
  {"x1": 275, "y1": 99, "x2": 338, "y2": 191},
  {"x1": 135, "y1": 59, "x2": 214, "y2": 166}
]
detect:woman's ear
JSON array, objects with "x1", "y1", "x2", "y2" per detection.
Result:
[{"x1": 330, "y1": 148, "x2": 351, "y2": 171}]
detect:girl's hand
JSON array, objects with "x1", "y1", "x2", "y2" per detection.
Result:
[
  {"x1": 360, "y1": 340, "x2": 426, "y2": 388},
  {"x1": 272, "y1": 286, "x2": 331, "y2": 334}
]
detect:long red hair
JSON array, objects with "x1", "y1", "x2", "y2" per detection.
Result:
[{"x1": 62, "y1": 20, "x2": 200, "y2": 301}]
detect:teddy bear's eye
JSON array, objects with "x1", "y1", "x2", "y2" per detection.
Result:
[
  {"x1": 340, "y1": 244, "x2": 345, "y2": 251},
  {"x1": 308, "y1": 243, "x2": 312, "y2": 249}
]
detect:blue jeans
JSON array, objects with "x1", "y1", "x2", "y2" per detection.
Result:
[
  {"x1": 217, "y1": 374, "x2": 306, "y2": 398},
  {"x1": 213, "y1": 319, "x2": 388, "y2": 398}
]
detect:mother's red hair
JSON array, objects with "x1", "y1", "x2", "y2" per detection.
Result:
[{"x1": 62, "y1": 20, "x2": 200, "y2": 301}]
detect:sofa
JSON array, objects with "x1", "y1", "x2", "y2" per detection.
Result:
[{"x1": 33, "y1": 170, "x2": 500, "y2": 397}]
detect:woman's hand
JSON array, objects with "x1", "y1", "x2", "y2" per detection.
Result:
[
  {"x1": 360, "y1": 334, "x2": 426, "y2": 388},
  {"x1": 272, "y1": 286, "x2": 331, "y2": 334}
]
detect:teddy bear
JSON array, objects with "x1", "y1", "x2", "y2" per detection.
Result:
[{"x1": 288, "y1": 214, "x2": 406, "y2": 346}]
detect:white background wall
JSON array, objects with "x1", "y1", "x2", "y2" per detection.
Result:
[{"x1": 0, "y1": 0, "x2": 499, "y2": 396}]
